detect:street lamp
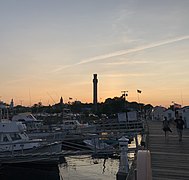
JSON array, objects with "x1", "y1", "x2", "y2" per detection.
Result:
[
  {"x1": 121, "y1": 90, "x2": 128, "y2": 121},
  {"x1": 121, "y1": 91, "x2": 128, "y2": 101}
]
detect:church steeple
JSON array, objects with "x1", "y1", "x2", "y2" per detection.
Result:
[
  {"x1": 60, "y1": 97, "x2": 63, "y2": 104},
  {"x1": 10, "y1": 99, "x2": 14, "y2": 109}
]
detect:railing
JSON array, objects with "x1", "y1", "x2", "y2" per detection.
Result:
[{"x1": 96, "y1": 121, "x2": 144, "y2": 133}]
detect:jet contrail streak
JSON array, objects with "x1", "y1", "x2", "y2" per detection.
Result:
[
  {"x1": 51, "y1": 35, "x2": 189, "y2": 73},
  {"x1": 78, "y1": 35, "x2": 189, "y2": 65}
]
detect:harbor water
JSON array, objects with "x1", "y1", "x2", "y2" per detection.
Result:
[
  {"x1": 60, "y1": 155, "x2": 120, "y2": 180},
  {"x1": 0, "y1": 154, "x2": 134, "y2": 180},
  {"x1": 0, "y1": 136, "x2": 139, "y2": 180},
  {"x1": 59, "y1": 153, "x2": 134, "y2": 180}
]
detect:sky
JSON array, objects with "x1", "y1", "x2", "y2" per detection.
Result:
[{"x1": 0, "y1": 0, "x2": 189, "y2": 108}]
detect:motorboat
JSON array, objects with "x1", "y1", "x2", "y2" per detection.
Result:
[
  {"x1": 0, "y1": 120, "x2": 62, "y2": 164},
  {"x1": 12, "y1": 113, "x2": 66, "y2": 141},
  {"x1": 83, "y1": 135, "x2": 115, "y2": 156},
  {"x1": 60, "y1": 120, "x2": 97, "y2": 134},
  {"x1": 84, "y1": 139, "x2": 112, "y2": 150},
  {"x1": 0, "y1": 120, "x2": 42, "y2": 152},
  {"x1": 12, "y1": 112, "x2": 43, "y2": 132}
]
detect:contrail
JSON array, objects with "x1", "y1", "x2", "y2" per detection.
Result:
[
  {"x1": 78, "y1": 35, "x2": 189, "y2": 65},
  {"x1": 51, "y1": 35, "x2": 189, "y2": 73}
]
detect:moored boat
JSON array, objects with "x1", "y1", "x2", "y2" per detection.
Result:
[
  {"x1": 0, "y1": 120, "x2": 62, "y2": 164},
  {"x1": 12, "y1": 112, "x2": 66, "y2": 141},
  {"x1": 60, "y1": 119, "x2": 97, "y2": 134}
]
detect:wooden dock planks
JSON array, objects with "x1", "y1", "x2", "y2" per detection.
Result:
[{"x1": 148, "y1": 120, "x2": 189, "y2": 180}]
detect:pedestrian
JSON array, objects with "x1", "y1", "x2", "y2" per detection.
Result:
[
  {"x1": 162, "y1": 117, "x2": 172, "y2": 138},
  {"x1": 175, "y1": 116, "x2": 185, "y2": 142}
]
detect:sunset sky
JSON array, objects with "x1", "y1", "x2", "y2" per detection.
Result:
[{"x1": 0, "y1": 0, "x2": 189, "y2": 107}]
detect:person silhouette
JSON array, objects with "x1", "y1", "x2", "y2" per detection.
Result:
[
  {"x1": 175, "y1": 116, "x2": 185, "y2": 142},
  {"x1": 162, "y1": 117, "x2": 172, "y2": 138}
]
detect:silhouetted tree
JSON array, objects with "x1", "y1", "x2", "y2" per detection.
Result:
[{"x1": 101, "y1": 97, "x2": 125, "y2": 115}]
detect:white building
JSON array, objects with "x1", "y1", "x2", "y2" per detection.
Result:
[
  {"x1": 180, "y1": 106, "x2": 189, "y2": 128},
  {"x1": 163, "y1": 109, "x2": 175, "y2": 121},
  {"x1": 118, "y1": 111, "x2": 138, "y2": 122},
  {"x1": 151, "y1": 106, "x2": 166, "y2": 121}
]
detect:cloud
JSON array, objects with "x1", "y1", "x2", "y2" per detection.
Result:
[{"x1": 51, "y1": 35, "x2": 189, "y2": 73}]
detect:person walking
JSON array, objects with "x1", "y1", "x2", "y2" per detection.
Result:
[
  {"x1": 175, "y1": 116, "x2": 185, "y2": 142},
  {"x1": 162, "y1": 117, "x2": 172, "y2": 138}
]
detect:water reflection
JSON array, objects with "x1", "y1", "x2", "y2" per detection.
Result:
[
  {"x1": 0, "y1": 163, "x2": 60, "y2": 180},
  {"x1": 59, "y1": 155, "x2": 133, "y2": 180},
  {"x1": 0, "y1": 154, "x2": 134, "y2": 180},
  {"x1": 0, "y1": 138, "x2": 137, "y2": 180}
]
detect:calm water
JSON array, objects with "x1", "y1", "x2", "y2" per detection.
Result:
[
  {"x1": 0, "y1": 137, "x2": 138, "y2": 180},
  {"x1": 60, "y1": 137, "x2": 137, "y2": 180},
  {"x1": 60, "y1": 155, "x2": 119, "y2": 180},
  {"x1": 59, "y1": 154, "x2": 134, "y2": 180},
  {"x1": 0, "y1": 155, "x2": 134, "y2": 180},
  {"x1": 0, "y1": 163, "x2": 60, "y2": 180}
]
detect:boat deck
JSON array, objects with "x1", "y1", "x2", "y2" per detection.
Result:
[{"x1": 148, "y1": 120, "x2": 189, "y2": 180}]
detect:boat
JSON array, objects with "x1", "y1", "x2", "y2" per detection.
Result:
[
  {"x1": 0, "y1": 120, "x2": 62, "y2": 164},
  {"x1": 12, "y1": 113, "x2": 66, "y2": 141},
  {"x1": 0, "y1": 120, "x2": 42, "y2": 152},
  {"x1": 83, "y1": 135, "x2": 115, "y2": 157},
  {"x1": 12, "y1": 112, "x2": 43, "y2": 132},
  {"x1": 84, "y1": 139, "x2": 112, "y2": 150},
  {"x1": 60, "y1": 119, "x2": 97, "y2": 134}
]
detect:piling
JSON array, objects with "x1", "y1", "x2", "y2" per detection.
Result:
[{"x1": 116, "y1": 136, "x2": 129, "y2": 180}]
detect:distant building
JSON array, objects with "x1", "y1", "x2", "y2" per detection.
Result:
[
  {"x1": 179, "y1": 106, "x2": 189, "y2": 128},
  {"x1": 163, "y1": 109, "x2": 175, "y2": 121},
  {"x1": 151, "y1": 106, "x2": 166, "y2": 121},
  {"x1": 118, "y1": 111, "x2": 138, "y2": 122}
]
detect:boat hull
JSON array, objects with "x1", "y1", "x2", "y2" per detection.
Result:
[{"x1": 0, "y1": 142, "x2": 62, "y2": 164}]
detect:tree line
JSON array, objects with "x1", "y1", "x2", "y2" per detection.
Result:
[{"x1": 11, "y1": 96, "x2": 153, "y2": 117}]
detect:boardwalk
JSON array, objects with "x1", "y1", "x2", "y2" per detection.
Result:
[{"x1": 148, "y1": 120, "x2": 189, "y2": 180}]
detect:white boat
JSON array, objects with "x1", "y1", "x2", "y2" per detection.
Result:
[
  {"x1": 12, "y1": 113, "x2": 66, "y2": 140},
  {"x1": 0, "y1": 120, "x2": 42, "y2": 152},
  {"x1": 12, "y1": 112, "x2": 43, "y2": 132},
  {"x1": 0, "y1": 120, "x2": 62, "y2": 164},
  {"x1": 61, "y1": 120, "x2": 97, "y2": 134},
  {"x1": 83, "y1": 136, "x2": 114, "y2": 152}
]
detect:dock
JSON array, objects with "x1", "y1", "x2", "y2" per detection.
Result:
[{"x1": 147, "y1": 120, "x2": 189, "y2": 180}]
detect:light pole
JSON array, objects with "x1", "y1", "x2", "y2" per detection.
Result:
[
  {"x1": 121, "y1": 90, "x2": 128, "y2": 107},
  {"x1": 121, "y1": 91, "x2": 128, "y2": 101},
  {"x1": 121, "y1": 90, "x2": 128, "y2": 121}
]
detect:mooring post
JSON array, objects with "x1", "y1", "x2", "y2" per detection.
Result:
[
  {"x1": 116, "y1": 136, "x2": 129, "y2": 180},
  {"x1": 134, "y1": 134, "x2": 139, "y2": 151},
  {"x1": 137, "y1": 150, "x2": 152, "y2": 180}
]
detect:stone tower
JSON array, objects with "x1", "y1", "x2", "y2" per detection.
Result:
[{"x1": 93, "y1": 74, "x2": 98, "y2": 112}]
